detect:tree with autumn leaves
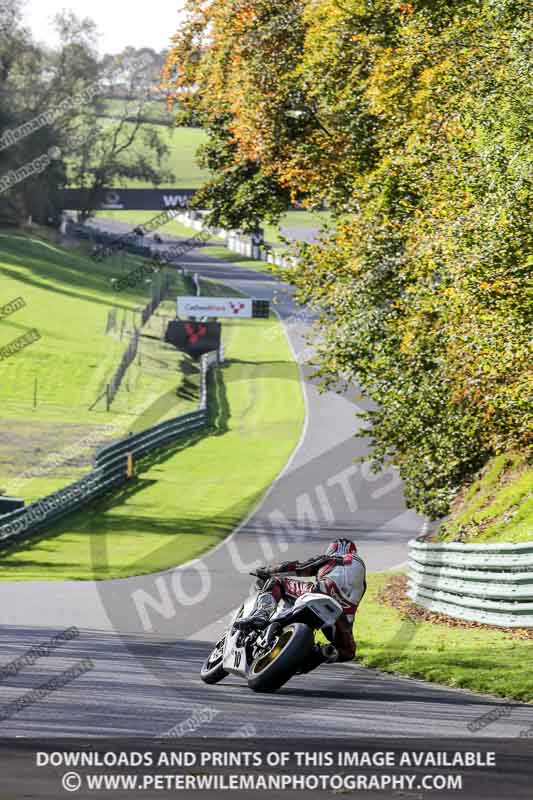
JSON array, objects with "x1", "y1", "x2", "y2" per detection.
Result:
[{"x1": 164, "y1": 0, "x2": 532, "y2": 518}]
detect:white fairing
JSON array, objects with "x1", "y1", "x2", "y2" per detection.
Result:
[
  {"x1": 223, "y1": 626, "x2": 248, "y2": 676},
  {"x1": 320, "y1": 556, "x2": 366, "y2": 608},
  {"x1": 222, "y1": 598, "x2": 256, "y2": 677},
  {"x1": 292, "y1": 593, "x2": 343, "y2": 626}
]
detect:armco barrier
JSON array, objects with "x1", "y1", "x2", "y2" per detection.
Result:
[
  {"x1": 407, "y1": 538, "x2": 533, "y2": 627},
  {"x1": 0, "y1": 352, "x2": 218, "y2": 551}
]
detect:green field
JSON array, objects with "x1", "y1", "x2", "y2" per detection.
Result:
[
  {"x1": 99, "y1": 97, "x2": 174, "y2": 124},
  {"x1": 0, "y1": 229, "x2": 304, "y2": 582},
  {"x1": 0, "y1": 230, "x2": 193, "y2": 502},
  {"x1": 96, "y1": 123, "x2": 210, "y2": 189},
  {"x1": 356, "y1": 572, "x2": 533, "y2": 702},
  {"x1": 0, "y1": 308, "x2": 304, "y2": 580},
  {"x1": 198, "y1": 245, "x2": 272, "y2": 273}
]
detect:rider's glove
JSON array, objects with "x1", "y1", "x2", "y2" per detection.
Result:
[
  {"x1": 257, "y1": 566, "x2": 272, "y2": 577},
  {"x1": 252, "y1": 567, "x2": 272, "y2": 588}
]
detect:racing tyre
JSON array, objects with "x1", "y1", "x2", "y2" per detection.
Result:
[
  {"x1": 248, "y1": 623, "x2": 314, "y2": 693},
  {"x1": 200, "y1": 638, "x2": 228, "y2": 684}
]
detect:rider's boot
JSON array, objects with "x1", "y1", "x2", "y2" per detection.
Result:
[
  {"x1": 235, "y1": 607, "x2": 271, "y2": 632},
  {"x1": 235, "y1": 592, "x2": 277, "y2": 632}
]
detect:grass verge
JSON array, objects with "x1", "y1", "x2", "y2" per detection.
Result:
[
  {"x1": 0, "y1": 311, "x2": 304, "y2": 580},
  {"x1": 437, "y1": 452, "x2": 532, "y2": 543},
  {"x1": 355, "y1": 572, "x2": 533, "y2": 702},
  {"x1": 198, "y1": 245, "x2": 273, "y2": 273}
]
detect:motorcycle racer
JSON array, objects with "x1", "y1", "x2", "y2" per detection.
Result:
[{"x1": 236, "y1": 538, "x2": 366, "y2": 671}]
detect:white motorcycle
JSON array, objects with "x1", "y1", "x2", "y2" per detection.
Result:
[{"x1": 200, "y1": 573, "x2": 343, "y2": 693}]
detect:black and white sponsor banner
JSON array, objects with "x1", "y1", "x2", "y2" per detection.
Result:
[
  {"x1": 178, "y1": 297, "x2": 253, "y2": 319},
  {"x1": 61, "y1": 188, "x2": 198, "y2": 211},
  {"x1": 1, "y1": 738, "x2": 531, "y2": 798}
]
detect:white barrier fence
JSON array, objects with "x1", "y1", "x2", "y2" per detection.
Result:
[
  {"x1": 407, "y1": 539, "x2": 533, "y2": 628},
  {"x1": 174, "y1": 212, "x2": 299, "y2": 269}
]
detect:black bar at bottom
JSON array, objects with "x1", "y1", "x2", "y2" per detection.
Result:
[{"x1": 0, "y1": 737, "x2": 531, "y2": 799}]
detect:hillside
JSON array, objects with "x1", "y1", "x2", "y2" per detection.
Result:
[
  {"x1": 0, "y1": 229, "x2": 191, "y2": 503},
  {"x1": 436, "y1": 452, "x2": 532, "y2": 544}
]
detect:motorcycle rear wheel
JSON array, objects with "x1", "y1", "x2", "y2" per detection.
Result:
[
  {"x1": 248, "y1": 623, "x2": 314, "y2": 693},
  {"x1": 200, "y1": 638, "x2": 228, "y2": 684}
]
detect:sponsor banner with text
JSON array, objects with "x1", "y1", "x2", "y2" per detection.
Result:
[{"x1": 177, "y1": 297, "x2": 253, "y2": 319}]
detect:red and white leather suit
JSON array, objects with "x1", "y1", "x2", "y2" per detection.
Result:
[{"x1": 257, "y1": 548, "x2": 366, "y2": 661}]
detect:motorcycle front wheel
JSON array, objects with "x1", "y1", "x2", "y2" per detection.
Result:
[
  {"x1": 248, "y1": 623, "x2": 314, "y2": 693},
  {"x1": 200, "y1": 637, "x2": 228, "y2": 684}
]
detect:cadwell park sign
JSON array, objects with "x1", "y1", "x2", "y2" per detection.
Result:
[{"x1": 177, "y1": 297, "x2": 253, "y2": 319}]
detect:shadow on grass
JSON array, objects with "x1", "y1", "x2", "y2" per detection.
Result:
[
  {"x1": 227, "y1": 358, "x2": 295, "y2": 367},
  {"x1": 0, "y1": 263, "x2": 129, "y2": 313},
  {"x1": 0, "y1": 235, "x2": 179, "y2": 313},
  {"x1": 0, "y1": 422, "x2": 210, "y2": 556},
  {"x1": 218, "y1": 359, "x2": 302, "y2": 388},
  {"x1": 130, "y1": 385, "x2": 196, "y2": 433},
  {"x1": 173, "y1": 356, "x2": 207, "y2": 404},
  {"x1": 208, "y1": 363, "x2": 231, "y2": 436},
  {"x1": 0, "y1": 231, "x2": 144, "y2": 305},
  {"x1": 0, "y1": 511, "x2": 245, "y2": 579}
]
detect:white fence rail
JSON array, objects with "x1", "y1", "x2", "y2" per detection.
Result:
[
  {"x1": 407, "y1": 539, "x2": 533, "y2": 628},
  {"x1": 174, "y1": 212, "x2": 299, "y2": 270}
]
